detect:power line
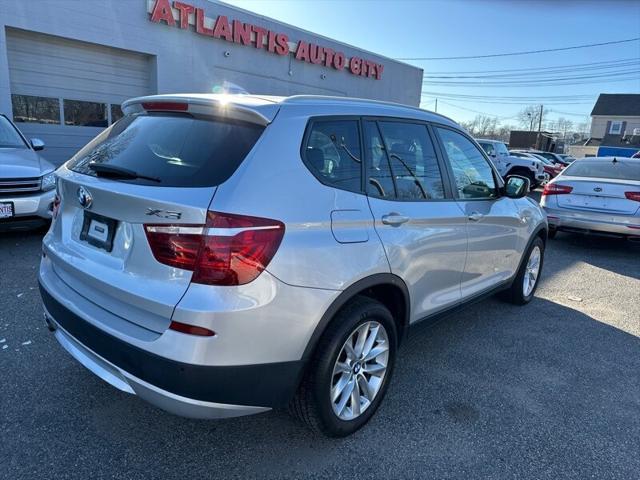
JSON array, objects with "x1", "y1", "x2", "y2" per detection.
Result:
[
  {"x1": 421, "y1": 91, "x2": 596, "y2": 101},
  {"x1": 423, "y1": 61, "x2": 640, "y2": 79},
  {"x1": 421, "y1": 93, "x2": 597, "y2": 107},
  {"x1": 430, "y1": 100, "x2": 515, "y2": 119},
  {"x1": 422, "y1": 97, "x2": 595, "y2": 106},
  {"x1": 549, "y1": 110, "x2": 591, "y2": 118},
  {"x1": 421, "y1": 57, "x2": 640, "y2": 75},
  {"x1": 423, "y1": 69, "x2": 639, "y2": 84},
  {"x1": 422, "y1": 75, "x2": 640, "y2": 88},
  {"x1": 398, "y1": 37, "x2": 640, "y2": 60}
]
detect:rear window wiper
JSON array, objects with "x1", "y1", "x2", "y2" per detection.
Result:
[{"x1": 89, "y1": 164, "x2": 161, "y2": 183}]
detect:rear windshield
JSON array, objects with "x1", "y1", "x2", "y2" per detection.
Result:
[
  {"x1": 67, "y1": 113, "x2": 264, "y2": 187},
  {"x1": 563, "y1": 160, "x2": 640, "y2": 181}
]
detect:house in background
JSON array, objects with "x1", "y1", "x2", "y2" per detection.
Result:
[{"x1": 571, "y1": 93, "x2": 640, "y2": 157}]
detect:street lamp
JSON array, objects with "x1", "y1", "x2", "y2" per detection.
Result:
[{"x1": 527, "y1": 112, "x2": 533, "y2": 131}]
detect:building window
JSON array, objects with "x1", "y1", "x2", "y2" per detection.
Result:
[
  {"x1": 63, "y1": 100, "x2": 107, "y2": 127},
  {"x1": 609, "y1": 121, "x2": 623, "y2": 135},
  {"x1": 11, "y1": 94, "x2": 60, "y2": 124},
  {"x1": 110, "y1": 104, "x2": 124, "y2": 123}
]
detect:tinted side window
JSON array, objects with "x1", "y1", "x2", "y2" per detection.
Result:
[
  {"x1": 436, "y1": 128, "x2": 497, "y2": 199},
  {"x1": 479, "y1": 142, "x2": 495, "y2": 156},
  {"x1": 363, "y1": 121, "x2": 395, "y2": 199},
  {"x1": 378, "y1": 122, "x2": 445, "y2": 200},
  {"x1": 304, "y1": 120, "x2": 362, "y2": 193}
]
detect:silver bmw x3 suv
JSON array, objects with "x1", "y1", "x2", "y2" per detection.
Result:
[{"x1": 39, "y1": 94, "x2": 547, "y2": 437}]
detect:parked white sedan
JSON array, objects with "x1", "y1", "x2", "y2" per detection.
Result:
[{"x1": 541, "y1": 157, "x2": 640, "y2": 239}]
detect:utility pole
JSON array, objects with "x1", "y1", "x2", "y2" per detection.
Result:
[
  {"x1": 536, "y1": 104, "x2": 543, "y2": 150},
  {"x1": 435, "y1": 98, "x2": 438, "y2": 113}
]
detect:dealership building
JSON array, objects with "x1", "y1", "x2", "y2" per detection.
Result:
[{"x1": 0, "y1": 0, "x2": 423, "y2": 165}]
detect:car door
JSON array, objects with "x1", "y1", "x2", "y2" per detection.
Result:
[
  {"x1": 364, "y1": 119, "x2": 467, "y2": 322},
  {"x1": 434, "y1": 126, "x2": 524, "y2": 298}
]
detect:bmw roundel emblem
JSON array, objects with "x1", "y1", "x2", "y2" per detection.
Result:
[{"x1": 77, "y1": 186, "x2": 93, "y2": 209}]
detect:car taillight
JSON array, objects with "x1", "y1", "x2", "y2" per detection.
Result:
[
  {"x1": 624, "y1": 192, "x2": 640, "y2": 202},
  {"x1": 542, "y1": 184, "x2": 573, "y2": 196},
  {"x1": 144, "y1": 211, "x2": 285, "y2": 286},
  {"x1": 169, "y1": 320, "x2": 215, "y2": 337},
  {"x1": 141, "y1": 101, "x2": 188, "y2": 112}
]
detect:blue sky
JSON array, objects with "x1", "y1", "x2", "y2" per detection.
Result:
[{"x1": 221, "y1": 0, "x2": 640, "y2": 128}]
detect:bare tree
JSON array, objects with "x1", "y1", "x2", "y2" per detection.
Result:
[
  {"x1": 556, "y1": 117, "x2": 574, "y2": 139},
  {"x1": 462, "y1": 115, "x2": 499, "y2": 137},
  {"x1": 576, "y1": 121, "x2": 590, "y2": 139},
  {"x1": 496, "y1": 124, "x2": 514, "y2": 143},
  {"x1": 459, "y1": 119, "x2": 476, "y2": 134},
  {"x1": 517, "y1": 105, "x2": 547, "y2": 131}
]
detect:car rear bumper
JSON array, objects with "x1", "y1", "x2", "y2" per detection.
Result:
[
  {"x1": 39, "y1": 281, "x2": 306, "y2": 417},
  {"x1": 0, "y1": 189, "x2": 55, "y2": 229},
  {"x1": 543, "y1": 205, "x2": 640, "y2": 237}
]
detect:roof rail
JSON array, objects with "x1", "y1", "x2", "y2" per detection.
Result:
[{"x1": 281, "y1": 95, "x2": 457, "y2": 124}]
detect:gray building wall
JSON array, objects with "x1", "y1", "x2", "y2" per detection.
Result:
[{"x1": 0, "y1": 0, "x2": 422, "y2": 165}]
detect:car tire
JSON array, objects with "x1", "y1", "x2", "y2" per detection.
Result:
[
  {"x1": 501, "y1": 236, "x2": 544, "y2": 305},
  {"x1": 548, "y1": 227, "x2": 557, "y2": 240},
  {"x1": 290, "y1": 296, "x2": 398, "y2": 437}
]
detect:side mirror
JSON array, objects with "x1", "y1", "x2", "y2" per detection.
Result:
[
  {"x1": 30, "y1": 138, "x2": 45, "y2": 151},
  {"x1": 505, "y1": 175, "x2": 529, "y2": 198}
]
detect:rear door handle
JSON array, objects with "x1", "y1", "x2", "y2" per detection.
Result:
[
  {"x1": 468, "y1": 212, "x2": 484, "y2": 222},
  {"x1": 381, "y1": 213, "x2": 410, "y2": 226}
]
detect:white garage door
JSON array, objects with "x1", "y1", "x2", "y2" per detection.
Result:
[{"x1": 6, "y1": 28, "x2": 154, "y2": 165}]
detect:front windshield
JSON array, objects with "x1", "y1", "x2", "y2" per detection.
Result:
[{"x1": 0, "y1": 116, "x2": 28, "y2": 149}]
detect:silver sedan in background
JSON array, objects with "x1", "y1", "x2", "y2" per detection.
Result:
[
  {"x1": 0, "y1": 114, "x2": 56, "y2": 230},
  {"x1": 541, "y1": 157, "x2": 640, "y2": 239}
]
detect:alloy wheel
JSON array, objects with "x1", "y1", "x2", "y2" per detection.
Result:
[
  {"x1": 330, "y1": 321, "x2": 389, "y2": 421},
  {"x1": 523, "y1": 245, "x2": 541, "y2": 297}
]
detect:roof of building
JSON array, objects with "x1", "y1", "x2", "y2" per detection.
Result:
[{"x1": 590, "y1": 94, "x2": 640, "y2": 116}]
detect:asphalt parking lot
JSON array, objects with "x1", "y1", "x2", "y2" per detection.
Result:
[{"x1": 2, "y1": 219, "x2": 639, "y2": 479}]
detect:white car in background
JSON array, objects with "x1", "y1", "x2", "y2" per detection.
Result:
[
  {"x1": 476, "y1": 139, "x2": 546, "y2": 189},
  {"x1": 0, "y1": 113, "x2": 56, "y2": 230},
  {"x1": 541, "y1": 157, "x2": 640, "y2": 239}
]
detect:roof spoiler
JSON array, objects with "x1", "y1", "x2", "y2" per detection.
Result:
[{"x1": 122, "y1": 94, "x2": 278, "y2": 126}]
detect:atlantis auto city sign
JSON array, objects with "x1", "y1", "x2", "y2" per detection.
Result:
[{"x1": 148, "y1": 0, "x2": 384, "y2": 80}]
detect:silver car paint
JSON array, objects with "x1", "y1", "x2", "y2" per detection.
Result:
[
  {"x1": 0, "y1": 142, "x2": 56, "y2": 221},
  {"x1": 39, "y1": 94, "x2": 546, "y2": 418},
  {"x1": 367, "y1": 196, "x2": 468, "y2": 319},
  {"x1": 456, "y1": 197, "x2": 528, "y2": 297}
]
